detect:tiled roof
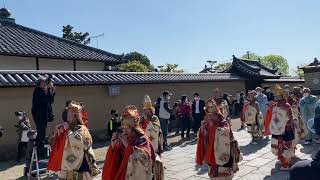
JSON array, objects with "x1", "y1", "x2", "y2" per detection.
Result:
[
  {"x1": 0, "y1": 70, "x2": 243, "y2": 87},
  {"x1": 223, "y1": 56, "x2": 281, "y2": 78},
  {"x1": 263, "y1": 77, "x2": 304, "y2": 83},
  {"x1": 0, "y1": 22, "x2": 124, "y2": 63}
]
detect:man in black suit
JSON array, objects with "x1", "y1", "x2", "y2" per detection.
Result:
[{"x1": 192, "y1": 92, "x2": 205, "y2": 134}]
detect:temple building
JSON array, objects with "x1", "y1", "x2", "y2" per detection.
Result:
[
  {"x1": 0, "y1": 8, "x2": 304, "y2": 159},
  {"x1": 200, "y1": 55, "x2": 304, "y2": 91},
  {"x1": 301, "y1": 58, "x2": 320, "y2": 95}
]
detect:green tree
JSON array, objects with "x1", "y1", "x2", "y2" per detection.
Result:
[
  {"x1": 261, "y1": 55, "x2": 289, "y2": 75},
  {"x1": 118, "y1": 60, "x2": 149, "y2": 72},
  {"x1": 124, "y1": 52, "x2": 151, "y2": 66},
  {"x1": 62, "y1": 25, "x2": 91, "y2": 44},
  {"x1": 241, "y1": 52, "x2": 262, "y2": 60},
  {"x1": 214, "y1": 62, "x2": 232, "y2": 72},
  {"x1": 160, "y1": 64, "x2": 184, "y2": 73}
]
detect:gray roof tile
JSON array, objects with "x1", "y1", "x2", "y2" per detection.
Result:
[
  {"x1": 0, "y1": 70, "x2": 244, "y2": 87},
  {"x1": 0, "y1": 22, "x2": 123, "y2": 63}
]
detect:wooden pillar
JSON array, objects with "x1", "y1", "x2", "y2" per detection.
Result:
[
  {"x1": 73, "y1": 60, "x2": 76, "y2": 71},
  {"x1": 36, "y1": 57, "x2": 39, "y2": 70}
]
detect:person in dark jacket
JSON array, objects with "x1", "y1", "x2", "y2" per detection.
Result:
[
  {"x1": 264, "y1": 86, "x2": 274, "y2": 102},
  {"x1": 154, "y1": 97, "x2": 162, "y2": 117},
  {"x1": 31, "y1": 76, "x2": 55, "y2": 157},
  {"x1": 290, "y1": 150, "x2": 320, "y2": 180},
  {"x1": 107, "y1": 109, "x2": 120, "y2": 137},
  {"x1": 192, "y1": 92, "x2": 205, "y2": 134}
]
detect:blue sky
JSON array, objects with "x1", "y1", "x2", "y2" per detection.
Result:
[{"x1": 3, "y1": 0, "x2": 320, "y2": 73}]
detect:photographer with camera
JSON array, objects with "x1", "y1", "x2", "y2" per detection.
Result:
[{"x1": 31, "y1": 76, "x2": 55, "y2": 158}]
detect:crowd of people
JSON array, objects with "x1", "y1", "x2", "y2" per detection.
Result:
[{"x1": 4, "y1": 75, "x2": 320, "y2": 180}]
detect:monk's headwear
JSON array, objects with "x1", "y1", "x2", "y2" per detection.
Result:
[
  {"x1": 205, "y1": 99, "x2": 219, "y2": 113},
  {"x1": 67, "y1": 102, "x2": 83, "y2": 124},
  {"x1": 68, "y1": 102, "x2": 82, "y2": 113},
  {"x1": 121, "y1": 105, "x2": 144, "y2": 134},
  {"x1": 247, "y1": 90, "x2": 257, "y2": 101},
  {"x1": 143, "y1": 95, "x2": 155, "y2": 114},
  {"x1": 273, "y1": 84, "x2": 285, "y2": 98}
]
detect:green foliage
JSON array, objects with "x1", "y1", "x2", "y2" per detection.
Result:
[
  {"x1": 214, "y1": 62, "x2": 232, "y2": 72},
  {"x1": 118, "y1": 60, "x2": 149, "y2": 72},
  {"x1": 124, "y1": 52, "x2": 151, "y2": 66},
  {"x1": 241, "y1": 53, "x2": 262, "y2": 60},
  {"x1": 261, "y1": 55, "x2": 289, "y2": 75},
  {"x1": 241, "y1": 52, "x2": 289, "y2": 75},
  {"x1": 62, "y1": 25, "x2": 90, "y2": 44},
  {"x1": 160, "y1": 64, "x2": 184, "y2": 73}
]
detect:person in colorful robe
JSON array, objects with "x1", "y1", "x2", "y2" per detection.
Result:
[
  {"x1": 243, "y1": 90, "x2": 264, "y2": 144},
  {"x1": 141, "y1": 95, "x2": 164, "y2": 180},
  {"x1": 286, "y1": 87, "x2": 307, "y2": 148},
  {"x1": 265, "y1": 84, "x2": 295, "y2": 170},
  {"x1": 102, "y1": 105, "x2": 156, "y2": 180},
  {"x1": 196, "y1": 99, "x2": 241, "y2": 180},
  {"x1": 213, "y1": 88, "x2": 230, "y2": 121},
  {"x1": 299, "y1": 88, "x2": 317, "y2": 144},
  {"x1": 48, "y1": 102, "x2": 100, "y2": 180}
]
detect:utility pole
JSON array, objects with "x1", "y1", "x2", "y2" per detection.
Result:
[
  {"x1": 89, "y1": 33, "x2": 104, "y2": 48},
  {"x1": 246, "y1": 51, "x2": 250, "y2": 59}
]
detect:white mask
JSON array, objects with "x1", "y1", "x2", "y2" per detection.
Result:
[
  {"x1": 18, "y1": 116, "x2": 23, "y2": 120},
  {"x1": 266, "y1": 89, "x2": 270, "y2": 93},
  {"x1": 303, "y1": 93, "x2": 309, "y2": 97},
  {"x1": 257, "y1": 92, "x2": 261, "y2": 95},
  {"x1": 194, "y1": 97, "x2": 199, "y2": 101}
]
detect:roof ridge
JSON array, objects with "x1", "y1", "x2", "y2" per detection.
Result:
[
  {"x1": 3, "y1": 22, "x2": 122, "y2": 60},
  {"x1": 0, "y1": 70, "x2": 236, "y2": 76}
]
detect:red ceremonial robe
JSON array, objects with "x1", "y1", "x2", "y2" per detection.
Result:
[
  {"x1": 47, "y1": 129, "x2": 67, "y2": 172},
  {"x1": 102, "y1": 134, "x2": 155, "y2": 180}
]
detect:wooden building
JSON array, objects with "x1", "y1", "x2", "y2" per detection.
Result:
[{"x1": 301, "y1": 58, "x2": 320, "y2": 95}]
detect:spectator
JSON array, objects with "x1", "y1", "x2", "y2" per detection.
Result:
[
  {"x1": 154, "y1": 97, "x2": 162, "y2": 117},
  {"x1": 264, "y1": 86, "x2": 274, "y2": 102},
  {"x1": 31, "y1": 76, "x2": 55, "y2": 157},
  {"x1": 255, "y1": 87, "x2": 268, "y2": 122},
  {"x1": 289, "y1": 150, "x2": 320, "y2": 180},
  {"x1": 299, "y1": 88, "x2": 317, "y2": 144},
  {"x1": 14, "y1": 111, "x2": 31, "y2": 162},
  {"x1": 159, "y1": 91, "x2": 173, "y2": 151},
  {"x1": 176, "y1": 95, "x2": 192, "y2": 139},
  {"x1": 239, "y1": 92, "x2": 246, "y2": 129},
  {"x1": 192, "y1": 92, "x2": 205, "y2": 134},
  {"x1": 107, "y1": 109, "x2": 120, "y2": 137}
]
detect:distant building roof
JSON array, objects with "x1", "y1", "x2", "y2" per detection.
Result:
[
  {"x1": 263, "y1": 77, "x2": 304, "y2": 83},
  {"x1": 300, "y1": 58, "x2": 320, "y2": 73},
  {"x1": 0, "y1": 12, "x2": 124, "y2": 63},
  {"x1": 223, "y1": 55, "x2": 281, "y2": 79},
  {"x1": 0, "y1": 70, "x2": 243, "y2": 87}
]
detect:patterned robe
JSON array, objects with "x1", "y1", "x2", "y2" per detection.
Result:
[
  {"x1": 287, "y1": 96, "x2": 306, "y2": 147},
  {"x1": 268, "y1": 99, "x2": 295, "y2": 168},
  {"x1": 143, "y1": 115, "x2": 164, "y2": 180},
  {"x1": 196, "y1": 112, "x2": 240, "y2": 179},
  {"x1": 53, "y1": 125, "x2": 100, "y2": 180},
  {"x1": 102, "y1": 134, "x2": 155, "y2": 180},
  {"x1": 243, "y1": 101, "x2": 263, "y2": 141}
]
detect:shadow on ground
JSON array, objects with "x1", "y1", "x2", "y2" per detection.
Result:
[{"x1": 240, "y1": 138, "x2": 270, "y2": 155}]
